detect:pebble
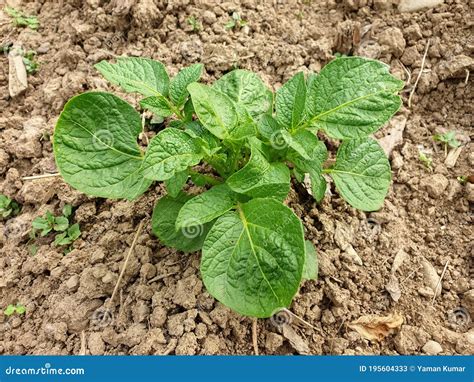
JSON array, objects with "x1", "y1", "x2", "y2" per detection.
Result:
[
  {"x1": 88, "y1": 332, "x2": 105, "y2": 355},
  {"x1": 265, "y1": 332, "x2": 284, "y2": 352},
  {"x1": 398, "y1": 0, "x2": 443, "y2": 12},
  {"x1": 422, "y1": 340, "x2": 443, "y2": 355},
  {"x1": 420, "y1": 174, "x2": 449, "y2": 199},
  {"x1": 65, "y1": 275, "x2": 80, "y2": 292},
  {"x1": 8, "y1": 47, "x2": 28, "y2": 97},
  {"x1": 378, "y1": 27, "x2": 406, "y2": 57},
  {"x1": 465, "y1": 183, "x2": 474, "y2": 203},
  {"x1": 202, "y1": 10, "x2": 217, "y2": 24},
  {"x1": 341, "y1": 245, "x2": 363, "y2": 266}
]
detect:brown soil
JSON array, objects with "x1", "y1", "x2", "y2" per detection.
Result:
[{"x1": 0, "y1": 0, "x2": 473, "y2": 355}]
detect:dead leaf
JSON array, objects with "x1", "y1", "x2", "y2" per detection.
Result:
[
  {"x1": 391, "y1": 249, "x2": 409, "y2": 274},
  {"x1": 386, "y1": 274, "x2": 402, "y2": 302},
  {"x1": 282, "y1": 324, "x2": 310, "y2": 355},
  {"x1": 444, "y1": 147, "x2": 462, "y2": 168},
  {"x1": 377, "y1": 114, "x2": 407, "y2": 157},
  {"x1": 348, "y1": 313, "x2": 404, "y2": 342}
]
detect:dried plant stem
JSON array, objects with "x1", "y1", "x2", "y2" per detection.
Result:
[
  {"x1": 107, "y1": 220, "x2": 144, "y2": 310},
  {"x1": 22, "y1": 173, "x2": 60, "y2": 180},
  {"x1": 252, "y1": 318, "x2": 259, "y2": 355},
  {"x1": 431, "y1": 259, "x2": 449, "y2": 306},
  {"x1": 408, "y1": 39, "x2": 430, "y2": 108}
]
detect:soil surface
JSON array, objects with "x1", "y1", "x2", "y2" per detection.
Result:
[{"x1": 1, "y1": 0, "x2": 473, "y2": 355}]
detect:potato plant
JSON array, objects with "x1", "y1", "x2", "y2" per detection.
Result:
[{"x1": 53, "y1": 56, "x2": 403, "y2": 317}]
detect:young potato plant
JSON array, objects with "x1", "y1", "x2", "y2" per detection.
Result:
[{"x1": 53, "y1": 56, "x2": 403, "y2": 318}]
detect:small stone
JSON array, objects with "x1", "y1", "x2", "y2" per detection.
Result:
[
  {"x1": 90, "y1": 249, "x2": 106, "y2": 264},
  {"x1": 398, "y1": 0, "x2": 443, "y2": 12},
  {"x1": 465, "y1": 183, "x2": 474, "y2": 203},
  {"x1": 373, "y1": 0, "x2": 393, "y2": 11},
  {"x1": 209, "y1": 303, "x2": 230, "y2": 329},
  {"x1": 265, "y1": 332, "x2": 284, "y2": 352},
  {"x1": 404, "y1": 24, "x2": 423, "y2": 41},
  {"x1": 175, "y1": 332, "x2": 198, "y2": 355},
  {"x1": 202, "y1": 10, "x2": 216, "y2": 24},
  {"x1": 88, "y1": 332, "x2": 105, "y2": 355},
  {"x1": 150, "y1": 307, "x2": 167, "y2": 328},
  {"x1": 341, "y1": 245, "x2": 363, "y2": 266},
  {"x1": 378, "y1": 27, "x2": 406, "y2": 57},
  {"x1": 65, "y1": 275, "x2": 80, "y2": 292},
  {"x1": 8, "y1": 47, "x2": 28, "y2": 97},
  {"x1": 401, "y1": 46, "x2": 422, "y2": 66},
  {"x1": 101, "y1": 271, "x2": 116, "y2": 284},
  {"x1": 418, "y1": 286, "x2": 435, "y2": 298},
  {"x1": 37, "y1": 42, "x2": 50, "y2": 54},
  {"x1": 140, "y1": 263, "x2": 156, "y2": 280},
  {"x1": 394, "y1": 325, "x2": 429, "y2": 353},
  {"x1": 422, "y1": 340, "x2": 443, "y2": 355},
  {"x1": 334, "y1": 221, "x2": 354, "y2": 250},
  {"x1": 436, "y1": 55, "x2": 474, "y2": 80},
  {"x1": 420, "y1": 174, "x2": 449, "y2": 198}
]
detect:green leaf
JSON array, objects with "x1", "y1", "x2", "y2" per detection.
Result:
[
  {"x1": 95, "y1": 57, "x2": 169, "y2": 97},
  {"x1": 152, "y1": 194, "x2": 213, "y2": 253},
  {"x1": 328, "y1": 138, "x2": 391, "y2": 211},
  {"x1": 62, "y1": 204, "x2": 72, "y2": 218},
  {"x1": 4, "y1": 305, "x2": 16, "y2": 316},
  {"x1": 257, "y1": 114, "x2": 280, "y2": 141},
  {"x1": 54, "y1": 92, "x2": 152, "y2": 200},
  {"x1": 14, "y1": 304, "x2": 26, "y2": 315},
  {"x1": 176, "y1": 184, "x2": 237, "y2": 229},
  {"x1": 201, "y1": 198, "x2": 305, "y2": 317},
  {"x1": 165, "y1": 171, "x2": 188, "y2": 197},
  {"x1": 275, "y1": 72, "x2": 306, "y2": 129},
  {"x1": 286, "y1": 130, "x2": 328, "y2": 202},
  {"x1": 143, "y1": 128, "x2": 202, "y2": 181},
  {"x1": 213, "y1": 69, "x2": 273, "y2": 118},
  {"x1": 187, "y1": 83, "x2": 238, "y2": 140},
  {"x1": 53, "y1": 216, "x2": 69, "y2": 232},
  {"x1": 32, "y1": 217, "x2": 49, "y2": 231},
  {"x1": 226, "y1": 145, "x2": 290, "y2": 200},
  {"x1": 54, "y1": 232, "x2": 71, "y2": 246},
  {"x1": 303, "y1": 240, "x2": 318, "y2": 280},
  {"x1": 305, "y1": 57, "x2": 404, "y2": 139},
  {"x1": 67, "y1": 223, "x2": 81, "y2": 241},
  {"x1": 170, "y1": 64, "x2": 203, "y2": 106},
  {"x1": 140, "y1": 96, "x2": 173, "y2": 117}
]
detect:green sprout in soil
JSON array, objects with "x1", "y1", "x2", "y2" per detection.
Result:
[
  {"x1": 419, "y1": 151, "x2": 433, "y2": 171},
  {"x1": 4, "y1": 6, "x2": 39, "y2": 30},
  {"x1": 31, "y1": 204, "x2": 81, "y2": 248},
  {"x1": 0, "y1": 45, "x2": 39, "y2": 75},
  {"x1": 0, "y1": 195, "x2": 21, "y2": 219},
  {"x1": 225, "y1": 12, "x2": 247, "y2": 30},
  {"x1": 22, "y1": 50, "x2": 39, "y2": 74},
  {"x1": 433, "y1": 130, "x2": 461, "y2": 156},
  {"x1": 4, "y1": 303, "x2": 26, "y2": 316},
  {"x1": 186, "y1": 16, "x2": 202, "y2": 32},
  {"x1": 52, "y1": 56, "x2": 403, "y2": 318},
  {"x1": 457, "y1": 175, "x2": 468, "y2": 184}
]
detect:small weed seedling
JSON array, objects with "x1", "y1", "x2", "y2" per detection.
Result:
[
  {"x1": 4, "y1": 6, "x2": 39, "y2": 30},
  {"x1": 225, "y1": 12, "x2": 247, "y2": 30},
  {"x1": 433, "y1": 130, "x2": 460, "y2": 156},
  {"x1": 457, "y1": 175, "x2": 468, "y2": 185},
  {"x1": 22, "y1": 50, "x2": 39, "y2": 74},
  {"x1": 1, "y1": 45, "x2": 39, "y2": 75},
  {"x1": 419, "y1": 151, "x2": 433, "y2": 171},
  {"x1": 31, "y1": 205, "x2": 81, "y2": 248},
  {"x1": 53, "y1": 56, "x2": 403, "y2": 318},
  {"x1": 186, "y1": 16, "x2": 202, "y2": 32},
  {"x1": 0, "y1": 195, "x2": 21, "y2": 219},
  {"x1": 4, "y1": 303, "x2": 26, "y2": 316}
]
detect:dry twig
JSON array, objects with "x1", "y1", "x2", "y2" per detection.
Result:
[
  {"x1": 252, "y1": 318, "x2": 259, "y2": 355},
  {"x1": 408, "y1": 39, "x2": 430, "y2": 108}
]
